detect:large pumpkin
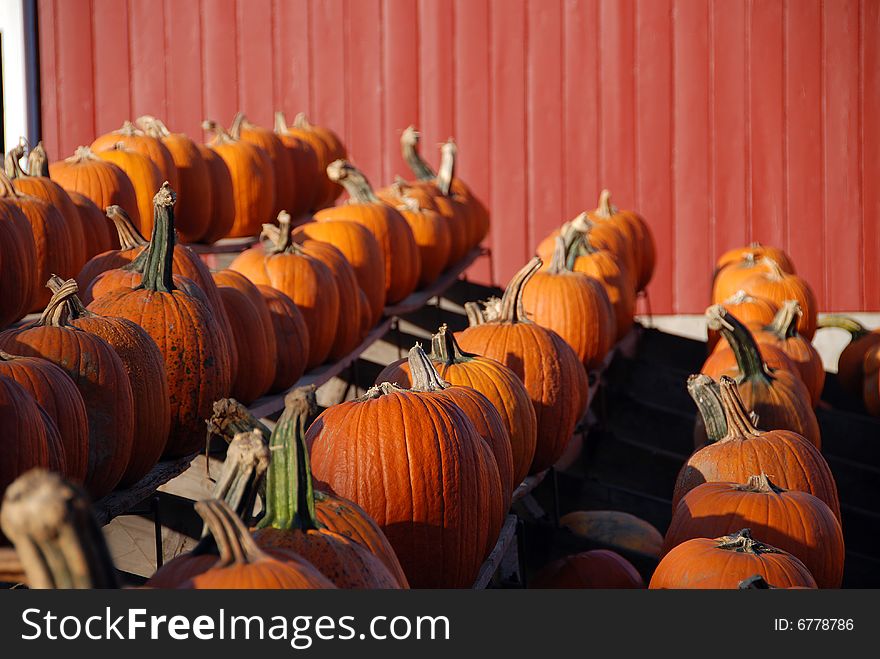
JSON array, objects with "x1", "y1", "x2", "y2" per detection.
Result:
[
  {"x1": 675, "y1": 376, "x2": 840, "y2": 519},
  {"x1": 252, "y1": 388, "x2": 403, "y2": 588},
  {"x1": 0, "y1": 169, "x2": 76, "y2": 310},
  {"x1": 257, "y1": 285, "x2": 310, "y2": 393},
  {"x1": 88, "y1": 184, "x2": 232, "y2": 457},
  {"x1": 67, "y1": 191, "x2": 114, "y2": 261},
  {"x1": 588, "y1": 189, "x2": 655, "y2": 292},
  {"x1": 0, "y1": 376, "x2": 53, "y2": 499},
  {"x1": 230, "y1": 113, "x2": 294, "y2": 220},
  {"x1": 0, "y1": 195, "x2": 38, "y2": 327},
  {"x1": 664, "y1": 474, "x2": 844, "y2": 588},
  {"x1": 819, "y1": 315, "x2": 880, "y2": 398},
  {"x1": 196, "y1": 143, "x2": 235, "y2": 244},
  {"x1": 273, "y1": 113, "x2": 320, "y2": 218},
  {"x1": 230, "y1": 213, "x2": 339, "y2": 368},
  {"x1": 377, "y1": 324, "x2": 536, "y2": 488},
  {"x1": 136, "y1": 116, "x2": 212, "y2": 243},
  {"x1": 531, "y1": 549, "x2": 644, "y2": 589},
  {"x1": 306, "y1": 376, "x2": 495, "y2": 588},
  {"x1": 316, "y1": 161, "x2": 420, "y2": 304},
  {"x1": 202, "y1": 119, "x2": 275, "y2": 238},
  {"x1": 0, "y1": 279, "x2": 135, "y2": 498},
  {"x1": 649, "y1": 529, "x2": 816, "y2": 589},
  {"x1": 0, "y1": 351, "x2": 88, "y2": 483},
  {"x1": 522, "y1": 236, "x2": 616, "y2": 370},
  {"x1": 47, "y1": 277, "x2": 170, "y2": 487},
  {"x1": 95, "y1": 144, "x2": 163, "y2": 238},
  {"x1": 457, "y1": 258, "x2": 589, "y2": 474},
  {"x1": 48, "y1": 145, "x2": 141, "y2": 232},
  {"x1": 275, "y1": 112, "x2": 346, "y2": 210},
  {"x1": 703, "y1": 305, "x2": 820, "y2": 447},
  {"x1": 294, "y1": 220, "x2": 385, "y2": 326},
  {"x1": 91, "y1": 120, "x2": 179, "y2": 191}
]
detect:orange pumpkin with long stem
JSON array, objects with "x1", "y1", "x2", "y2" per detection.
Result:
[{"x1": 230, "y1": 113, "x2": 294, "y2": 219}]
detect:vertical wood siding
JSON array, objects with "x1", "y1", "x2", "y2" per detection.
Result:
[{"x1": 36, "y1": 0, "x2": 878, "y2": 312}]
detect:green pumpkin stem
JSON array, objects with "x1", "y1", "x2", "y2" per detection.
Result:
[
  {"x1": 705, "y1": 304, "x2": 773, "y2": 385},
  {"x1": 400, "y1": 125, "x2": 436, "y2": 181},
  {"x1": 817, "y1": 315, "x2": 870, "y2": 340},
  {"x1": 407, "y1": 344, "x2": 449, "y2": 392},
  {"x1": 436, "y1": 139, "x2": 457, "y2": 197},
  {"x1": 257, "y1": 386, "x2": 322, "y2": 533},
  {"x1": 767, "y1": 300, "x2": 802, "y2": 339},
  {"x1": 430, "y1": 324, "x2": 474, "y2": 365},
  {"x1": 687, "y1": 374, "x2": 728, "y2": 444},
  {"x1": 498, "y1": 257, "x2": 542, "y2": 324},
  {"x1": 139, "y1": 182, "x2": 177, "y2": 293},
  {"x1": 0, "y1": 469, "x2": 119, "y2": 589},
  {"x1": 715, "y1": 528, "x2": 781, "y2": 555},
  {"x1": 326, "y1": 160, "x2": 379, "y2": 204},
  {"x1": 718, "y1": 376, "x2": 762, "y2": 440}
]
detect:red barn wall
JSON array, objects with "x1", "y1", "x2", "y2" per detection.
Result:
[{"x1": 35, "y1": 0, "x2": 879, "y2": 313}]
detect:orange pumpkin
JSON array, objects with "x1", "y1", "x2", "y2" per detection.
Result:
[
  {"x1": 0, "y1": 195, "x2": 38, "y2": 327},
  {"x1": 274, "y1": 112, "x2": 320, "y2": 218},
  {"x1": 275, "y1": 112, "x2": 346, "y2": 210},
  {"x1": 588, "y1": 189, "x2": 655, "y2": 292},
  {"x1": 196, "y1": 143, "x2": 235, "y2": 244},
  {"x1": 230, "y1": 113, "x2": 294, "y2": 220},
  {"x1": 91, "y1": 120, "x2": 179, "y2": 191},
  {"x1": 67, "y1": 191, "x2": 114, "y2": 261},
  {"x1": 715, "y1": 242, "x2": 796, "y2": 278},
  {"x1": 256, "y1": 285, "x2": 310, "y2": 393},
  {"x1": 95, "y1": 144, "x2": 163, "y2": 237},
  {"x1": 391, "y1": 196, "x2": 451, "y2": 287},
  {"x1": 740, "y1": 259, "x2": 818, "y2": 340},
  {"x1": 707, "y1": 290, "x2": 778, "y2": 352},
  {"x1": 531, "y1": 549, "x2": 645, "y2": 589}
]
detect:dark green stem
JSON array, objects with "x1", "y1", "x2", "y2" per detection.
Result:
[
  {"x1": 705, "y1": 304, "x2": 773, "y2": 385},
  {"x1": 140, "y1": 183, "x2": 177, "y2": 293}
]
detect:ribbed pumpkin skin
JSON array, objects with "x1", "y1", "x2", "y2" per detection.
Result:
[
  {"x1": 275, "y1": 131, "x2": 319, "y2": 218},
  {"x1": 234, "y1": 120, "x2": 294, "y2": 219},
  {"x1": 10, "y1": 173, "x2": 87, "y2": 276},
  {"x1": 649, "y1": 535, "x2": 817, "y2": 589},
  {"x1": 92, "y1": 125, "x2": 179, "y2": 191},
  {"x1": 294, "y1": 220, "x2": 385, "y2": 326},
  {"x1": 181, "y1": 553, "x2": 336, "y2": 590},
  {"x1": 572, "y1": 247, "x2": 634, "y2": 342},
  {"x1": 68, "y1": 192, "x2": 114, "y2": 261},
  {"x1": 65, "y1": 311, "x2": 171, "y2": 486},
  {"x1": 155, "y1": 133, "x2": 211, "y2": 242},
  {"x1": 215, "y1": 286, "x2": 275, "y2": 404},
  {"x1": 673, "y1": 428, "x2": 840, "y2": 521},
  {"x1": 715, "y1": 244, "x2": 796, "y2": 277},
  {"x1": 457, "y1": 322, "x2": 588, "y2": 474},
  {"x1": 664, "y1": 479, "x2": 844, "y2": 588},
  {"x1": 256, "y1": 285, "x2": 310, "y2": 393},
  {"x1": 712, "y1": 259, "x2": 773, "y2": 306},
  {"x1": 253, "y1": 527, "x2": 402, "y2": 589},
  {"x1": 0, "y1": 353, "x2": 88, "y2": 483},
  {"x1": 522, "y1": 267, "x2": 615, "y2": 370},
  {"x1": 394, "y1": 203, "x2": 452, "y2": 287},
  {"x1": 206, "y1": 140, "x2": 275, "y2": 238},
  {"x1": 315, "y1": 203, "x2": 420, "y2": 304},
  {"x1": 588, "y1": 192, "x2": 655, "y2": 292},
  {"x1": 95, "y1": 148, "x2": 163, "y2": 237},
  {"x1": 306, "y1": 389, "x2": 491, "y2": 588},
  {"x1": 196, "y1": 144, "x2": 235, "y2": 244},
  {"x1": 0, "y1": 319, "x2": 135, "y2": 498},
  {"x1": 312, "y1": 491, "x2": 409, "y2": 588},
  {"x1": 0, "y1": 374, "x2": 51, "y2": 498},
  {"x1": 741, "y1": 266, "x2": 818, "y2": 340},
  {"x1": 49, "y1": 149, "x2": 141, "y2": 234},
  {"x1": 282, "y1": 115, "x2": 347, "y2": 209},
  {"x1": 230, "y1": 247, "x2": 339, "y2": 369},
  {"x1": 531, "y1": 549, "x2": 645, "y2": 589},
  {"x1": 736, "y1": 369, "x2": 821, "y2": 449},
  {"x1": 0, "y1": 201, "x2": 38, "y2": 328}
]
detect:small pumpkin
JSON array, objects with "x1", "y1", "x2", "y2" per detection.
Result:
[
  {"x1": 230, "y1": 213, "x2": 339, "y2": 368},
  {"x1": 88, "y1": 184, "x2": 232, "y2": 458},
  {"x1": 715, "y1": 242, "x2": 796, "y2": 278},
  {"x1": 273, "y1": 112, "x2": 320, "y2": 218},
  {"x1": 522, "y1": 236, "x2": 616, "y2": 370},
  {"x1": 707, "y1": 290, "x2": 778, "y2": 352},
  {"x1": 257, "y1": 285, "x2": 310, "y2": 393},
  {"x1": 649, "y1": 529, "x2": 817, "y2": 589},
  {"x1": 531, "y1": 549, "x2": 645, "y2": 589},
  {"x1": 0, "y1": 279, "x2": 135, "y2": 498},
  {"x1": 196, "y1": 143, "x2": 235, "y2": 244},
  {"x1": 457, "y1": 258, "x2": 590, "y2": 474},
  {"x1": 819, "y1": 315, "x2": 880, "y2": 398},
  {"x1": 275, "y1": 112, "x2": 346, "y2": 210},
  {"x1": 202, "y1": 119, "x2": 275, "y2": 238},
  {"x1": 316, "y1": 160, "x2": 420, "y2": 304},
  {"x1": 559, "y1": 510, "x2": 664, "y2": 559},
  {"x1": 675, "y1": 375, "x2": 840, "y2": 519},
  {"x1": 739, "y1": 258, "x2": 818, "y2": 339},
  {"x1": 230, "y1": 113, "x2": 294, "y2": 220},
  {"x1": 588, "y1": 189, "x2": 655, "y2": 292},
  {"x1": 0, "y1": 197, "x2": 39, "y2": 327},
  {"x1": 664, "y1": 474, "x2": 844, "y2": 588},
  {"x1": 91, "y1": 120, "x2": 179, "y2": 191}
]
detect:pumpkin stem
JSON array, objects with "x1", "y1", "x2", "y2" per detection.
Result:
[
  {"x1": 705, "y1": 304, "x2": 774, "y2": 385},
  {"x1": 738, "y1": 574, "x2": 775, "y2": 589},
  {"x1": 202, "y1": 119, "x2": 235, "y2": 145},
  {"x1": 760, "y1": 257, "x2": 786, "y2": 281},
  {"x1": 723, "y1": 290, "x2": 754, "y2": 306},
  {"x1": 116, "y1": 120, "x2": 140, "y2": 137},
  {"x1": 207, "y1": 398, "x2": 272, "y2": 445},
  {"x1": 210, "y1": 431, "x2": 269, "y2": 529},
  {"x1": 715, "y1": 528, "x2": 781, "y2": 555},
  {"x1": 229, "y1": 112, "x2": 248, "y2": 140},
  {"x1": 465, "y1": 301, "x2": 488, "y2": 327},
  {"x1": 687, "y1": 374, "x2": 728, "y2": 444},
  {"x1": 257, "y1": 386, "x2": 322, "y2": 533},
  {"x1": 326, "y1": 159, "x2": 380, "y2": 204},
  {"x1": 359, "y1": 382, "x2": 402, "y2": 400},
  {"x1": 261, "y1": 211, "x2": 301, "y2": 255},
  {"x1": 0, "y1": 469, "x2": 119, "y2": 589},
  {"x1": 36, "y1": 278, "x2": 78, "y2": 327},
  {"x1": 400, "y1": 125, "x2": 436, "y2": 181},
  {"x1": 408, "y1": 343, "x2": 449, "y2": 392},
  {"x1": 140, "y1": 182, "x2": 178, "y2": 293},
  {"x1": 736, "y1": 473, "x2": 785, "y2": 495},
  {"x1": 498, "y1": 258, "x2": 543, "y2": 324},
  {"x1": 65, "y1": 145, "x2": 101, "y2": 163},
  {"x1": 767, "y1": 300, "x2": 802, "y2": 339},
  {"x1": 274, "y1": 111, "x2": 291, "y2": 134},
  {"x1": 718, "y1": 375, "x2": 763, "y2": 439},
  {"x1": 3, "y1": 143, "x2": 27, "y2": 179},
  {"x1": 817, "y1": 315, "x2": 870, "y2": 340},
  {"x1": 195, "y1": 499, "x2": 269, "y2": 568},
  {"x1": 546, "y1": 236, "x2": 570, "y2": 275},
  {"x1": 594, "y1": 189, "x2": 618, "y2": 219},
  {"x1": 430, "y1": 323, "x2": 474, "y2": 365},
  {"x1": 46, "y1": 275, "x2": 95, "y2": 320},
  {"x1": 27, "y1": 142, "x2": 50, "y2": 177},
  {"x1": 436, "y1": 138, "x2": 457, "y2": 196},
  {"x1": 293, "y1": 112, "x2": 313, "y2": 131},
  {"x1": 105, "y1": 205, "x2": 149, "y2": 250},
  {"x1": 135, "y1": 115, "x2": 171, "y2": 138}
]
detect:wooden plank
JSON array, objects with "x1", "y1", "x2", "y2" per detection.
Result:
[
  {"x1": 91, "y1": 0, "x2": 132, "y2": 136},
  {"x1": 784, "y1": 0, "x2": 825, "y2": 305},
  {"x1": 472, "y1": 515, "x2": 518, "y2": 589},
  {"x1": 634, "y1": 0, "x2": 674, "y2": 313},
  {"x1": 863, "y1": 0, "x2": 880, "y2": 310},
  {"x1": 128, "y1": 0, "x2": 167, "y2": 120},
  {"x1": 823, "y1": 0, "x2": 863, "y2": 310},
  {"x1": 236, "y1": 0, "x2": 275, "y2": 127},
  {"x1": 748, "y1": 0, "x2": 786, "y2": 248},
  {"x1": 163, "y1": 0, "x2": 204, "y2": 136},
  {"x1": 383, "y1": 248, "x2": 484, "y2": 316}
]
